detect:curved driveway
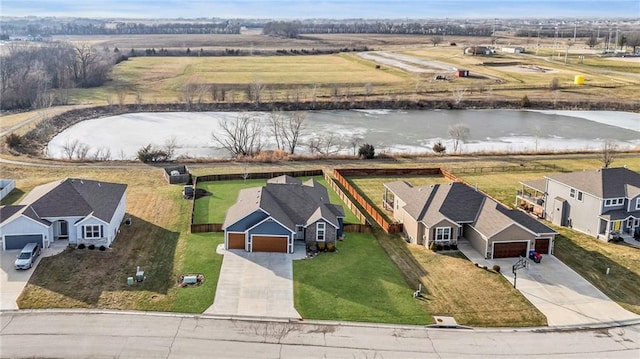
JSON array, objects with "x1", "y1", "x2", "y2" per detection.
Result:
[{"x1": 1, "y1": 311, "x2": 639, "y2": 358}]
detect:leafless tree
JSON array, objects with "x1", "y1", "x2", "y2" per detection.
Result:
[
  {"x1": 281, "y1": 112, "x2": 306, "y2": 154},
  {"x1": 448, "y1": 123, "x2": 470, "y2": 153},
  {"x1": 248, "y1": 78, "x2": 265, "y2": 104},
  {"x1": 211, "y1": 113, "x2": 264, "y2": 158},
  {"x1": 164, "y1": 135, "x2": 178, "y2": 160},
  {"x1": 601, "y1": 139, "x2": 617, "y2": 168},
  {"x1": 62, "y1": 138, "x2": 80, "y2": 160},
  {"x1": 308, "y1": 133, "x2": 343, "y2": 156},
  {"x1": 269, "y1": 110, "x2": 284, "y2": 151},
  {"x1": 93, "y1": 147, "x2": 112, "y2": 161},
  {"x1": 73, "y1": 44, "x2": 99, "y2": 84},
  {"x1": 135, "y1": 91, "x2": 144, "y2": 107},
  {"x1": 350, "y1": 135, "x2": 363, "y2": 155},
  {"x1": 431, "y1": 36, "x2": 443, "y2": 46},
  {"x1": 117, "y1": 89, "x2": 127, "y2": 109},
  {"x1": 76, "y1": 143, "x2": 91, "y2": 160},
  {"x1": 364, "y1": 82, "x2": 373, "y2": 97},
  {"x1": 452, "y1": 87, "x2": 467, "y2": 105}
]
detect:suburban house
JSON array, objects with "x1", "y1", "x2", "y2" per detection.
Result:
[
  {"x1": 384, "y1": 181, "x2": 556, "y2": 259},
  {"x1": 223, "y1": 175, "x2": 345, "y2": 253},
  {"x1": 517, "y1": 167, "x2": 640, "y2": 240},
  {"x1": 0, "y1": 178, "x2": 127, "y2": 250}
]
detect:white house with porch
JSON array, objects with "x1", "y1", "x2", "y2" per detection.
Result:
[{"x1": 0, "y1": 178, "x2": 127, "y2": 250}]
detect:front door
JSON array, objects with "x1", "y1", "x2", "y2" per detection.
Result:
[
  {"x1": 56, "y1": 220, "x2": 69, "y2": 239},
  {"x1": 295, "y1": 225, "x2": 304, "y2": 240}
]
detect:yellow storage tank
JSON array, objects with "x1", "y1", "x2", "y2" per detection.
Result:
[{"x1": 574, "y1": 75, "x2": 585, "y2": 85}]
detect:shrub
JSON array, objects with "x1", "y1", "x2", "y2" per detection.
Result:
[
  {"x1": 358, "y1": 143, "x2": 375, "y2": 159},
  {"x1": 432, "y1": 141, "x2": 446, "y2": 154},
  {"x1": 436, "y1": 244, "x2": 443, "y2": 251},
  {"x1": 326, "y1": 242, "x2": 336, "y2": 252},
  {"x1": 492, "y1": 265, "x2": 501, "y2": 273},
  {"x1": 443, "y1": 244, "x2": 451, "y2": 251},
  {"x1": 4, "y1": 133, "x2": 23, "y2": 149},
  {"x1": 450, "y1": 244, "x2": 458, "y2": 250},
  {"x1": 429, "y1": 242, "x2": 437, "y2": 252},
  {"x1": 317, "y1": 242, "x2": 326, "y2": 251},
  {"x1": 88, "y1": 244, "x2": 95, "y2": 250},
  {"x1": 99, "y1": 245, "x2": 106, "y2": 251},
  {"x1": 520, "y1": 95, "x2": 531, "y2": 108},
  {"x1": 77, "y1": 243, "x2": 86, "y2": 249},
  {"x1": 481, "y1": 265, "x2": 488, "y2": 270},
  {"x1": 549, "y1": 77, "x2": 560, "y2": 91}
]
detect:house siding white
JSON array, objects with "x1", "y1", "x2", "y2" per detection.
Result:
[
  {"x1": 42, "y1": 216, "x2": 85, "y2": 243},
  {"x1": 1, "y1": 216, "x2": 52, "y2": 249},
  {"x1": 545, "y1": 180, "x2": 601, "y2": 236}
]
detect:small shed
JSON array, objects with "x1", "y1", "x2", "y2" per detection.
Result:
[
  {"x1": 454, "y1": 69, "x2": 469, "y2": 77},
  {"x1": 163, "y1": 165, "x2": 191, "y2": 184}
]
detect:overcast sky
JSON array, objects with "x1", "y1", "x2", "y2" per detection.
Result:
[{"x1": 2, "y1": 0, "x2": 638, "y2": 19}]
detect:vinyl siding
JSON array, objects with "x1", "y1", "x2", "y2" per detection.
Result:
[
  {"x1": 226, "y1": 211, "x2": 269, "y2": 232},
  {"x1": 464, "y1": 224, "x2": 488, "y2": 258},
  {"x1": 545, "y1": 180, "x2": 601, "y2": 236},
  {"x1": 486, "y1": 224, "x2": 535, "y2": 248},
  {"x1": 1, "y1": 216, "x2": 52, "y2": 250}
]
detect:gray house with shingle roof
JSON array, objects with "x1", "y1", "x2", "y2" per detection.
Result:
[
  {"x1": 517, "y1": 167, "x2": 640, "y2": 240},
  {"x1": 223, "y1": 175, "x2": 345, "y2": 253},
  {"x1": 384, "y1": 181, "x2": 556, "y2": 259},
  {"x1": 0, "y1": 178, "x2": 127, "y2": 250}
]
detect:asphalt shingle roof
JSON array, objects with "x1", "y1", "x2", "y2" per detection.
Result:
[
  {"x1": 0, "y1": 205, "x2": 25, "y2": 224},
  {"x1": 546, "y1": 167, "x2": 640, "y2": 198}
]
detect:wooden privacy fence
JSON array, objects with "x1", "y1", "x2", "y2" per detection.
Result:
[
  {"x1": 323, "y1": 170, "x2": 369, "y2": 225},
  {"x1": 191, "y1": 223, "x2": 223, "y2": 233}
]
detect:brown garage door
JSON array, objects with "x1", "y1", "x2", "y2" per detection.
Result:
[
  {"x1": 252, "y1": 236, "x2": 288, "y2": 253},
  {"x1": 228, "y1": 233, "x2": 246, "y2": 249},
  {"x1": 535, "y1": 238, "x2": 550, "y2": 254},
  {"x1": 493, "y1": 242, "x2": 528, "y2": 258}
]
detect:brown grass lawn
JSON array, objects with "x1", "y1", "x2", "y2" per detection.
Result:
[{"x1": 376, "y1": 231, "x2": 546, "y2": 326}]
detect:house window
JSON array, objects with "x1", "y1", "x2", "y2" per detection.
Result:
[
  {"x1": 606, "y1": 198, "x2": 625, "y2": 207},
  {"x1": 636, "y1": 198, "x2": 640, "y2": 210},
  {"x1": 316, "y1": 222, "x2": 326, "y2": 241},
  {"x1": 577, "y1": 191, "x2": 583, "y2": 201},
  {"x1": 605, "y1": 199, "x2": 612, "y2": 206},
  {"x1": 83, "y1": 225, "x2": 102, "y2": 239},
  {"x1": 435, "y1": 227, "x2": 451, "y2": 242},
  {"x1": 570, "y1": 188, "x2": 576, "y2": 198},
  {"x1": 617, "y1": 198, "x2": 625, "y2": 205}
]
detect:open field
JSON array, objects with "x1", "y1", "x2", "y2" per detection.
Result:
[
  {"x1": 293, "y1": 232, "x2": 432, "y2": 325},
  {"x1": 193, "y1": 176, "x2": 361, "y2": 224},
  {"x1": 38, "y1": 32, "x2": 637, "y2": 106}
]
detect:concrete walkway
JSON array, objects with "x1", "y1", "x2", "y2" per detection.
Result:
[
  {"x1": 458, "y1": 240, "x2": 640, "y2": 326},
  {"x1": 1, "y1": 240, "x2": 68, "y2": 310},
  {"x1": 204, "y1": 249, "x2": 302, "y2": 319}
]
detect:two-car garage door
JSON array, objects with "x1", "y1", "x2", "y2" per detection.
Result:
[
  {"x1": 4, "y1": 234, "x2": 44, "y2": 250},
  {"x1": 227, "y1": 233, "x2": 288, "y2": 253},
  {"x1": 493, "y1": 241, "x2": 528, "y2": 259}
]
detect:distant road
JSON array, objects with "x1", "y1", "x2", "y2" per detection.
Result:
[{"x1": 1, "y1": 311, "x2": 639, "y2": 358}]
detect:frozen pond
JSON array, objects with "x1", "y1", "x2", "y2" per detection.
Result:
[{"x1": 47, "y1": 109, "x2": 640, "y2": 160}]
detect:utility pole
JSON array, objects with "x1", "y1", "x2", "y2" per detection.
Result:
[{"x1": 615, "y1": 28, "x2": 620, "y2": 51}]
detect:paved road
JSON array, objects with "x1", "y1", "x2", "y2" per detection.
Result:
[{"x1": 1, "y1": 311, "x2": 639, "y2": 358}]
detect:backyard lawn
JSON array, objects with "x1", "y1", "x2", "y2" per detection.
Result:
[
  {"x1": 293, "y1": 232, "x2": 431, "y2": 325},
  {"x1": 193, "y1": 176, "x2": 361, "y2": 224}
]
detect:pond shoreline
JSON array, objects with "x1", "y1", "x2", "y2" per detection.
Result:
[{"x1": 16, "y1": 99, "x2": 640, "y2": 158}]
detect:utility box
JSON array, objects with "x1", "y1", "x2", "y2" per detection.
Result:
[
  {"x1": 182, "y1": 275, "x2": 198, "y2": 285},
  {"x1": 135, "y1": 266, "x2": 145, "y2": 282},
  {"x1": 127, "y1": 277, "x2": 134, "y2": 286}
]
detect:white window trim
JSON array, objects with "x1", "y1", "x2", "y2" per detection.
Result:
[
  {"x1": 316, "y1": 222, "x2": 326, "y2": 242},
  {"x1": 435, "y1": 227, "x2": 451, "y2": 243},
  {"x1": 636, "y1": 198, "x2": 640, "y2": 210},
  {"x1": 570, "y1": 188, "x2": 576, "y2": 198},
  {"x1": 83, "y1": 225, "x2": 102, "y2": 239},
  {"x1": 605, "y1": 198, "x2": 625, "y2": 207}
]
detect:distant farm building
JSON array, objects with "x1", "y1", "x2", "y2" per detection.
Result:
[
  {"x1": 502, "y1": 46, "x2": 526, "y2": 54},
  {"x1": 464, "y1": 46, "x2": 493, "y2": 56},
  {"x1": 454, "y1": 69, "x2": 469, "y2": 77}
]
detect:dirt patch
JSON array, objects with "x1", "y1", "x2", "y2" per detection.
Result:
[{"x1": 503, "y1": 65, "x2": 559, "y2": 74}]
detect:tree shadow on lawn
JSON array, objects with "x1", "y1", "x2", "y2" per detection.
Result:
[{"x1": 20, "y1": 215, "x2": 179, "y2": 308}]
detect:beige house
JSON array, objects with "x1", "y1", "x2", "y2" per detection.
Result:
[{"x1": 384, "y1": 181, "x2": 556, "y2": 259}]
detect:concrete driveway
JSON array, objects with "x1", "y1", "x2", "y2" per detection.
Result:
[
  {"x1": 458, "y1": 240, "x2": 640, "y2": 326},
  {"x1": 205, "y1": 249, "x2": 301, "y2": 319},
  {"x1": 1, "y1": 241, "x2": 68, "y2": 310}
]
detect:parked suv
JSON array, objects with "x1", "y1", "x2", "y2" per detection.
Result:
[{"x1": 14, "y1": 242, "x2": 41, "y2": 270}]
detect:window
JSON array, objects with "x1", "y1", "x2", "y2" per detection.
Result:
[
  {"x1": 435, "y1": 227, "x2": 451, "y2": 242},
  {"x1": 636, "y1": 198, "x2": 640, "y2": 211},
  {"x1": 83, "y1": 225, "x2": 102, "y2": 239},
  {"x1": 605, "y1": 199, "x2": 612, "y2": 206},
  {"x1": 577, "y1": 191, "x2": 583, "y2": 201},
  {"x1": 570, "y1": 188, "x2": 576, "y2": 198},
  {"x1": 606, "y1": 198, "x2": 625, "y2": 207},
  {"x1": 618, "y1": 198, "x2": 625, "y2": 205},
  {"x1": 316, "y1": 222, "x2": 326, "y2": 241}
]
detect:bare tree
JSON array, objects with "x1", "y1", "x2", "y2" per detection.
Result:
[
  {"x1": 248, "y1": 78, "x2": 265, "y2": 104},
  {"x1": 364, "y1": 82, "x2": 373, "y2": 98},
  {"x1": 601, "y1": 139, "x2": 617, "y2": 168},
  {"x1": 452, "y1": 87, "x2": 467, "y2": 105},
  {"x1": 135, "y1": 91, "x2": 144, "y2": 107},
  {"x1": 211, "y1": 113, "x2": 264, "y2": 158},
  {"x1": 350, "y1": 135, "x2": 363, "y2": 155},
  {"x1": 62, "y1": 138, "x2": 80, "y2": 160},
  {"x1": 448, "y1": 123, "x2": 470, "y2": 153},
  {"x1": 281, "y1": 112, "x2": 306, "y2": 154},
  {"x1": 430, "y1": 36, "x2": 443, "y2": 47},
  {"x1": 76, "y1": 143, "x2": 91, "y2": 160},
  {"x1": 117, "y1": 89, "x2": 127, "y2": 109},
  {"x1": 164, "y1": 135, "x2": 178, "y2": 160},
  {"x1": 308, "y1": 133, "x2": 343, "y2": 156},
  {"x1": 268, "y1": 110, "x2": 284, "y2": 151},
  {"x1": 93, "y1": 147, "x2": 112, "y2": 161}
]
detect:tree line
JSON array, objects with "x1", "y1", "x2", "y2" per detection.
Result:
[
  {"x1": 264, "y1": 21, "x2": 494, "y2": 38},
  {"x1": 0, "y1": 43, "x2": 119, "y2": 110},
  {"x1": 2, "y1": 21, "x2": 240, "y2": 36}
]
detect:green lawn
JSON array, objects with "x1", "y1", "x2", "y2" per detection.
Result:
[
  {"x1": 193, "y1": 176, "x2": 360, "y2": 224},
  {"x1": 174, "y1": 232, "x2": 224, "y2": 313},
  {"x1": 293, "y1": 232, "x2": 431, "y2": 325}
]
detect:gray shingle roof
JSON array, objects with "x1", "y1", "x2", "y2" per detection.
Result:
[
  {"x1": 224, "y1": 175, "x2": 343, "y2": 232},
  {"x1": 0, "y1": 205, "x2": 25, "y2": 224},
  {"x1": 546, "y1": 167, "x2": 640, "y2": 198},
  {"x1": 599, "y1": 209, "x2": 640, "y2": 221},
  {"x1": 520, "y1": 178, "x2": 546, "y2": 193},
  {"x1": 29, "y1": 178, "x2": 127, "y2": 222}
]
